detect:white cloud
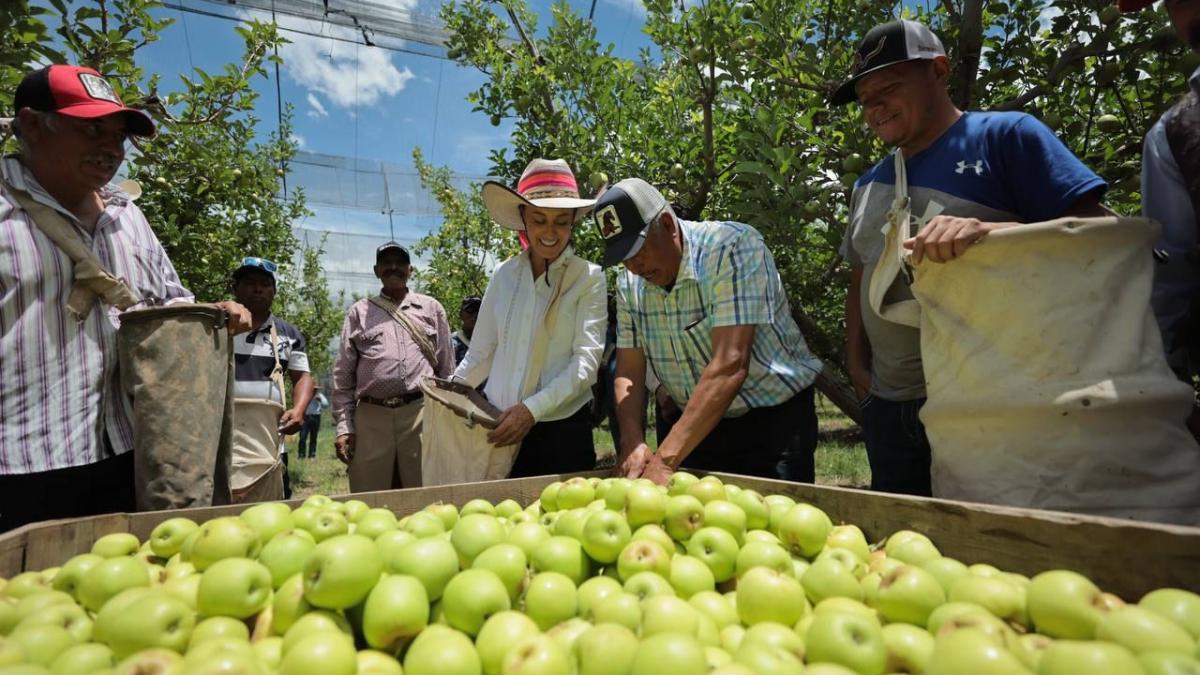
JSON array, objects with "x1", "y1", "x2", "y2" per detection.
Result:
[
  {"x1": 306, "y1": 93, "x2": 329, "y2": 118},
  {"x1": 290, "y1": 133, "x2": 307, "y2": 148},
  {"x1": 1036, "y1": 5, "x2": 1063, "y2": 33},
  {"x1": 283, "y1": 33, "x2": 415, "y2": 108}
]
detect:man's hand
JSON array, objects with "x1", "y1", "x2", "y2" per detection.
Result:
[
  {"x1": 487, "y1": 403, "x2": 536, "y2": 447},
  {"x1": 335, "y1": 433, "x2": 355, "y2": 465},
  {"x1": 215, "y1": 301, "x2": 253, "y2": 335},
  {"x1": 640, "y1": 454, "x2": 674, "y2": 486},
  {"x1": 850, "y1": 367, "x2": 872, "y2": 401},
  {"x1": 278, "y1": 409, "x2": 304, "y2": 435},
  {"x1": 904, "y1": 215, "x2": 993, "y2": 264},
  {"x1": 618, "y1": 443, "x2": 653, "y2": 479}
]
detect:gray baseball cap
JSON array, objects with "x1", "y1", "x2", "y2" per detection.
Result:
[
  {"x1": 592, "y1": 178, "x2": 671, "y2": 268},
  {"x1": 831, "y1": 20, "x2": 947, "y2": 105}
]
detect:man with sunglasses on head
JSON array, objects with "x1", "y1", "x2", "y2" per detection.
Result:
[
  {"x1": 230, "y1": 257, "x2": 315, "y2": 502},
  {"x1": 0, "y1": 65, "x2": 251, "y2": 532}
]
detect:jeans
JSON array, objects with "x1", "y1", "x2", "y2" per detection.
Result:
[
  {"x1": 298, "y1": 413, "x2": 321, "y2": 458},
  {"x1": 682, "y1": 386, "x2": 818, "y2": 482},
  {"x1": 861, "y1": 395, "x2": 932, "y2": 496}
]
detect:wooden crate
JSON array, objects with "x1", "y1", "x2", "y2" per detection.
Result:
[{"x1": 1, "y1": 472, "x2": 1197, "y2": 602}]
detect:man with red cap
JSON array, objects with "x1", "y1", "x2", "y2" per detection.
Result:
[
  {"x1": 1123, "y1": 0, "x2": 1200, "y2": 437},
  {"x1": 0, "y1": 65, "x2": 250, "y2": 531}
]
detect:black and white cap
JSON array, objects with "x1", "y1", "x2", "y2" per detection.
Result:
[
  {"x1": 831, "y1": 20, "x2": 946, "y2": 106},
  {"x1": 593, "y1": 178, "x2": 671, "y2": 268}
]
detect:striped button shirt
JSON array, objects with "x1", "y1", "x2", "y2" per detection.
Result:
[
  {"x1": 616, "y1": 219, "x2": 823, "y2": 417},
  {"x1": 1, "y1": 156, "x2": 193, "y2": 475}
]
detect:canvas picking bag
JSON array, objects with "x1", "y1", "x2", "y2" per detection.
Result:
[{"x1": 869, "y1": 150, "x2": 1200, "y2": 525}]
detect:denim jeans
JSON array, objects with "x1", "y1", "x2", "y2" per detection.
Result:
[
  {"x1": 861, "y1": 395, "x2": 932, "y2": 496},
  {"x1": 298, "y1": 413, "x2": 321, "y2": 458}
]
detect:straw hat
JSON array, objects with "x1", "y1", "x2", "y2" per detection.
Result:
[{"x1": 482, "y1": 158, "x2": 597, "y2": 231}]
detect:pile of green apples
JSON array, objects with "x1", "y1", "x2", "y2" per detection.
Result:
[{"x1": 0, "y1": 473, "x2": 1198, "y2": 675}]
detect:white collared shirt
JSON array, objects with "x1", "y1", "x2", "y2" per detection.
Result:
[{"x1": 453, "y1": 248, "x2": 607, "y2": 422}]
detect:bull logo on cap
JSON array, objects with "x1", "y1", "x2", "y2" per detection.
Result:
[
  {"x1": 852, "y1": 36, "x2": 888, "y2": 75},
  {"x1": 596, "y1": 205, "x2": 622, "y2": 239}
]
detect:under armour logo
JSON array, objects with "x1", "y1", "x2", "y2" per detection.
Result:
[{"x1": 955, "y1": 160, "x2": 984, "y2": 176}]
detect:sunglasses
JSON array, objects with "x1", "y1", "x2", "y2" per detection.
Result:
[{"x1": 241, "y1": 257, "x2": 278, "y2": 273}]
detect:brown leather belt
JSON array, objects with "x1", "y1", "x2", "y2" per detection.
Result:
[{"x1": 359, "y1": 392, "x2": 424, "y2": 408}]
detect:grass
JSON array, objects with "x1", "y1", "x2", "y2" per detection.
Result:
[{"x1": 285, "y1": 394, "x2": 868, "y2": 499}]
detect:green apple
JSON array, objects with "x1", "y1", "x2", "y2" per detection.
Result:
[
  {"x1": 374, "y1": 530, "x2": 417, "y2": 566},
  {"x1": 531, "y1": 536, "x2": 590, "y2": 585},
  {"x1": 1138, "y1": 651, "x2": 1200, "y2": 675},
  {"x1": 78, "y1": 557, "x2": 150, "y2": 612},
  {"x1": 1096, "y1": 606, "x2": 1196, "y2": 655},
  {"x1": 921, "y1": 557, "x2": 970, "y2": 596},
  {"x1": 4, "y1": 571, "x2": 53, "y2": 600},
  {"x1": 161, "y1": 574, "x2": 200, "y2": 611},
  {"x1": 875, "y1": 565, "x2": 947, "y2": 626},
  {"x1": 472, "y1": 544, "x2": 528, "y2": 602},
  {"x1": 667, "y1": 472, "x2": 699, "y2": 496},
  {"x1": 388, "y1": 538, "x2": 460, "y2": 601},
  {"x1": 494, "y1": 499, "x2": 522, "y2": 520},
  {"x1": 1027, "y1": 569, "x2": 1108, "y2": 639},
  {"x1": 501, "y1": 634, "x2": 572, "y2": 675},
  {"x1": 883, "y1": 531, "x2": 927, "y2": 556},
  {"x1": 825, "y1": 525, "x2": 871, "y2": 562},
  {"x1": 814, "y1": 597, "x2": 877, "y2": 617},
  {"x1": 426, "y1": 503, "x2": 461, "y2": 531},
  {"x1": 686, "y1": 527, "x2": 739, "y2": 583},
  {"x1": 591, "y1": 593, "x2": 643, "y2": 631},
  {"x1": 737, "y1": 567, "x2": 809, "y2": 626},
  {"x1": 889, "y1": 538, "x2": 941, "y2": 567},
  {"x1": 603, "y1": 479, "x2": 632, "y2": 512},
  {"x1": 631, "y1": 632, "x2": 707, "y2": 675},
  {"x1": 404, "y1": 512, "x2": 448, "y2": 540},
  {"x1": 577, "y1": 577, "x2": 624, "y2": 620},
  {"x1": 279, "y1": 630, "x2": 357, "y2": 675},
  {"x1": 404, "y1": 624, "x2": 483, "y2": 675},
  {"x1": 616, "y1": 540, "x2": 670, "y2": 581},
  {"x1": 696, "y1": 613, "x2": 721, "y2": 646},
  {"x1": 776, "y1": 504, "x2": 832, "y2": 559},
  {"x1": 736, "y1": 542, "x2": 794, "y2": 578},
  {"x1": 442, "y1": 569, "x2": 511, "y2": 636},
  {"x1": 280, "y1": 610, "x2": 353, "y2": 655},
  {"x1": 7, "y1": 624, "x2": 76, "y2": 666},
  {"x1": 687, "y1": 476, "x2": 726, "y2": 505},
  {"x1": 691, "y1": 591, "x2": 739, "y2": 629},
  {"x1": 355, "y1": 509, "x2": 399, "y2": 540},
  {"x1": 188, "y1": 616, "x2": 249, "y2": 647},
  {"x1": 924, "y1": 628, "x2": 1027, "y2": 675},
  {"x1": 271, "y1": 573, "x2": 313, "y2": 636},
  {"x1": 239, "y1": 502, "x2": 294, "y2": 545},
  {"x1": 252, "y1": 636, "x2": 284, "y2": 670},
  {"x1": 641, "y1": 595, "x2": 700, "y2": 637},
  {"x1": 1038, "y1": 639, "x2": 1145, "y2": 675},
  {"x1": 669, "y1": 554, "x2": 716, "y2": 599},
  {"x1": 631, "y1": 524, "x2": 678, "y2": 555},
  {"x1": 303, "y1": 495, "x2": 333, "y2": 509},
  {"x1": 452, "y1": 515, "x2": 508, "y2": 567},
  {"x1": 91, "y1": 533, "x2": 140, "y2": 559},
  {"x1": 48, "y1": 642, "x2": 115, "y2": 675},
  {"x1": 546, "y1": 617, "x2": 592, "y2": 653},
  {"x1": 744, "y1": 530, "x2": 782, "y2": 546},
  {"x1": 97, "y1": 591, "x2": 193, "y2": 658},
  {"x1": 147, "y1": 519, "x2": 199, "y2": 559},
  {"x1": 48, "y1": 554, "x2": 103, "y2": 600},
  {"x1": 623, "y1": 571, "x2": 676, "y2": 601},
  {"x1": 575, "y1": 622, "x2": 639, "y2": 675},
  {"x1": 196, "y1": 557, "x2": 272, "y2": 619},
  {"x1": 303, "y1": 534, "x2": 382, "y2": 609},
  {"x1": 1141, "y1": 589, "x2": 1200, "y2": 640},
  {"x1": 523, "y1": 572, "x2": 578, "y2": 631},
  {"x1": 551, "y1": 509, "x2": 587, "y2": 541},
  {"x1": 289, "y1": 505, "x2": 321, "y2": 533},
  {"x1": 114, "y1": 647, "x2": 183, "y2": 674},
  {"x1": 557, "y1": 478, "x2": 595, "y2": 510},
  {"x1": 189, "y1": 517, "x2": 261, "y2": 571},
  {"x1": 361, "y1": 573, "x2": 429, "y2": 651},
  {"x1": 730, "y1": 489, "x2": 770, "y2": 531},
  {"x1": 968, "y1": 563, "x2": 1002, "y2": 578},
  {"x1": 801, "y1": 558, "x2": 862, "y2": 605},
  {"x1": 18, "y1": 603, "x2": 92, "y2": 643},
  {"x1": 581, "y1": 511, "x2": 631, "y2": 564},
  {"x1": 947, "y1": 575, "x2": 1026, "y2": 627},
  {"x1": 764, "y1": 495, "x2": 796, "y2": 532},
  {"x1": 507, "y1": 523, "x2": 552, "y2": 558},
  {"x1": 341, "y1": 499, "x2": 370, "y2": 523},
  {"x1": 817, "y1": 548, "x2": 867, "y2": 579},
  {"x1": 259, "y1": 529, "x2": 317, "y2": 589},
  {"x1": 737, "y1": 622, "x2": 805, "y2": 663},
  {"x1": 1009, "y1": 632, "x2": 1053, "y2": 671},
  {"x1": 925, "y1": 601, "x2": 1004, "y2": 636},
  {"x1": 805, "y1": 610, "x2": 886, "y2": 675},
  {"x1": 624, "y1": 484, "x2": 668, "y2": 529},
  {"x1": 733, "y1": 640, "x2": 805, "y2": 675},
  {"x1": 663, "y1": 495, "x2": 705, "y2": 543},
  {"x1": 358, "y1": 649, "x2": 405, "y2": 675},
  {"x1": 881, "y1": 623, "x2": 934, "y2": 674},
  {"x1": 304, "y1": 510, "x2": 350, "y2": 543},
  {"x1": 539, "y1": 483, "x2": 563, "y2": 512},
  {"x1": 703, "y1": 501, "x2": 747, "y2": 545},
  {"x1": 476, "y1": 611, "x2": 540, "y2": 675},
  {"x1": 12, "y1": 591, "x2": 73, "y2": 625}
]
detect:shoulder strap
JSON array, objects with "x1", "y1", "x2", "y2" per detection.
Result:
[
  {"x1": 866, "y1": 150, "x2": 922, "y2": 328},
  {"x1": 5, "y1": 183, "x2": 141, "y2": 320},
  {"x1": 268, "y1": 320, "x2": 288, "y2": 410},
  {"x1": 1163, "y1": 91, "x2": 1200, "y2": 234},
  {"x1": 369, "y1": 295, "x2": 439, "y2": 370}
]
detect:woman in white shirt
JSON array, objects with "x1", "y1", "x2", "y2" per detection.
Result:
[{"x1": 453, "y1": 159, "x2": 608, "y2": 476}]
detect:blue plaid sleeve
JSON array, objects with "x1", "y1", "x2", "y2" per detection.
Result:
[
  {"x1": 616, "y1": 275, "x2": 640, "y2": 349},
  {"x1": 708, "y1": 230, "x2": 775, "y2": 328}
]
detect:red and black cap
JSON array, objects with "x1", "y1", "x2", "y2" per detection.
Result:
[
  {"x1": 14, "y1": 65, "x2": 155, "y2": 137},
  {"x1": 831, "y1": 20, "x2": 947, "y2": 106}
]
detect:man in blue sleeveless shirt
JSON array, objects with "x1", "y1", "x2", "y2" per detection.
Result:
[{"x1": 833, "y1": 20, "x2": 1111, "y2": 496}]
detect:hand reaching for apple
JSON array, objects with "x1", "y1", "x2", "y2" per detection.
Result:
[
  {"x1": 618, "y1": 444, "x2": 653, "y2": 479},
  {"x1": 335, "y1": 433, "x2": 355, "y2": 465},
  {"x1": 639, "y1": 455, "x2": 673, "y2": 486}
]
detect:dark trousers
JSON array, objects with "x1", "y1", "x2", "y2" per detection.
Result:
[
  {"x1": 0, "y1": 448, "x2": 136, "y2": 533},
  {"x1": 509, "y1": 404, "x2": 597, "y2": 477},
  {"x1": 298, "y1": 413, "x2": 321, "y2": 458},
  {"x1": 861, "y1": 395, "x2": 932, "y2": 496},
  {"x1": 681, "y1": 386, "x2": 818, "y2": 482},
  {"x1": 281, "y1": 452, "x2": 292, "y2": 499}
]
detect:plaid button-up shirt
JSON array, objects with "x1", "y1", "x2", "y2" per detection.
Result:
[
  {"x1": 1, "y1": 156, "x2": 193, "y2": 475},
  {"x1": 616, "y1": 219, "x2": 823, "y2": 417}
]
